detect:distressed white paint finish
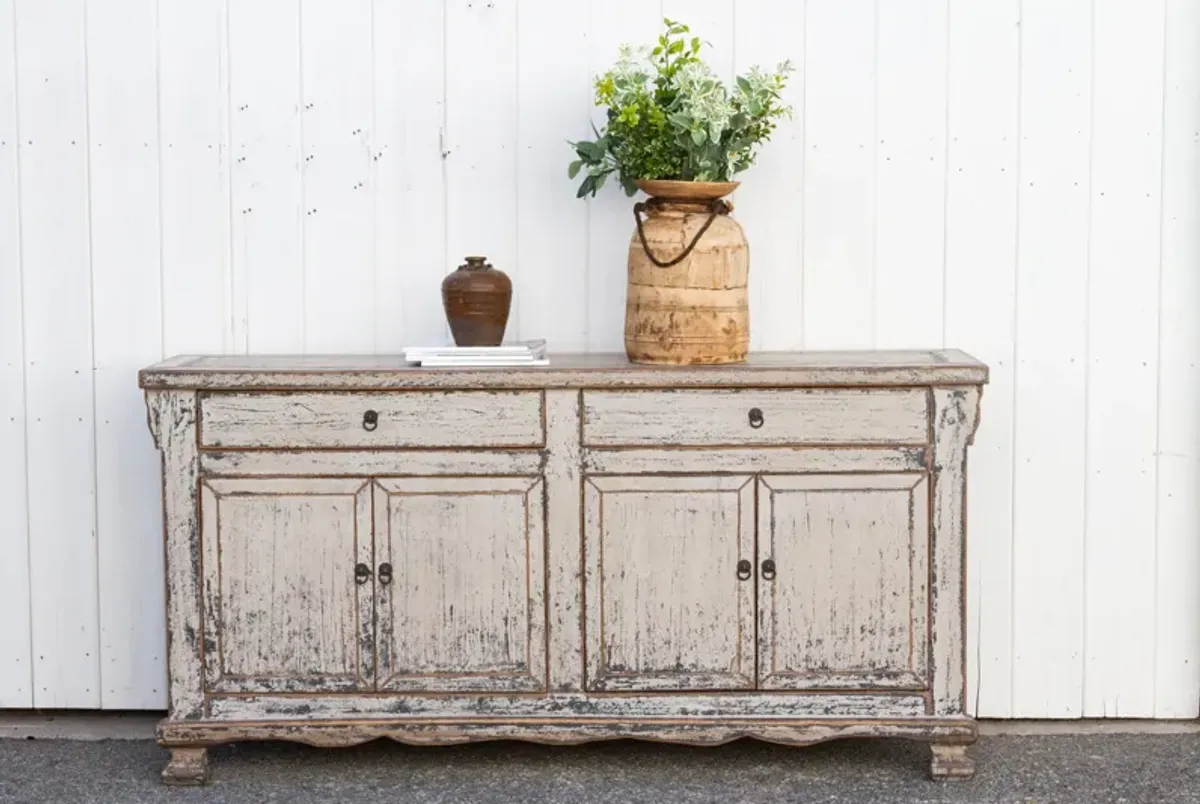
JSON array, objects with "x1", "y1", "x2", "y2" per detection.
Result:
[
  {"x1": 200, "y1": 449, "x2": 545, "y2": 478},
  {"x1": 583, "y1": 446, "x2": 927, "y2": 476},
  {"x1": 199, "y1": 390, "x2": 544, "y2": 449},
  {"x1": 200, "y1": 477, "x2": 373, "y2": 693},
  {"x1": 206, "y1": 692, "x2": 930, "y2": 721},
  {"x1": 142, "y1": 351, "x2": 987, "y2": 390},
  {"x1": 758, "y1": 474, "x2": 929, "y2": 691},
  {"x1": 374, "y1": 476, "x2": 546, "y2": 693},
  {"x1": 2, "y1": 0, "x2": 1198, "y2": 722},
  {"x1": 583, "y1": 389, "x2": 929, "y2": 447},
  {"x1": 145, "y1": 391, "x2": 203, "y2": 720},
  {"x1": 143, "y1": 358, "x2": 980, "y2": 782},
  {"x1": 584, "y1": 475, "x2": 757, "y2": 692},
  {"x1": 930, "y1": 388, "x2": 980, "y2": 716},
  {"x1": 545, "y1": 391, "x2": 584, "y2": 693}
]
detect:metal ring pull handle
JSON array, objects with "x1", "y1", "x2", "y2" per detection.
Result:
[
  {"x1": 362, "y1": 410, "x2": 379, "y2": 431},
  {"x1": 378, "y1": 563, "x2": 393, "y2": 586},
  {"x1": 354, "y1": 563, "x2": 372, "y2": 585},
  {"x1": 736, "y1": 559, "x2": 752, "y2": 581},
  {"x1": 748, "y1": 408, "x2": 764, "y2": 429},
  {"x1": 761, "y1": 559, "x2": 777, "y2": 581}
]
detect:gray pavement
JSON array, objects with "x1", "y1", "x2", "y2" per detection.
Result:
[{"x1": 1, "y1": 734, "x2": 1199, "y2": 803}]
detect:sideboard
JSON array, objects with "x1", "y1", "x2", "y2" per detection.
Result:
[{"x1": 139, "y1": 351, "x2": 987, "y2": 784}]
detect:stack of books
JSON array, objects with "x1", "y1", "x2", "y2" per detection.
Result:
[{"x1": 403, "y1": 339, "x2": 549, "y2": 368}]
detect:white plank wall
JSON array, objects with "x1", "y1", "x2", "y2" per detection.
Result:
[{"x1": 0, "y1": 0, "x2": 1197, "y2": 718}]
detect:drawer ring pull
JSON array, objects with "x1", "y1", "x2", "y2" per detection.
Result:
[
  {"x1": 354, "y1": 563, "x2": 372, "y2": 585},
  {"x1": 378, "y1": 563, "x2": 393, "y2": 586},
  {"x1": 736, "y1": 559, "x2": 752, "y2": 581},
  {"x1": 761, "y1": 559, "x2": 777, "y2": 581},
  {"x1": 362, "y1": 410, "x2": 379, "y2": 431},
  {"x1": 748, "y1": 407, "x2": 764, "y2": 429}
]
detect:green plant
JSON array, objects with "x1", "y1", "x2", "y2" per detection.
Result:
[{"x1": 568, "y1": 18, "x2": 794, "y2": 198}]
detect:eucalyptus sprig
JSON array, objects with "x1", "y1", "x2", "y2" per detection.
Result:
[{"x1": 568, "y1": 18, "x2": 794, "y2": 198}]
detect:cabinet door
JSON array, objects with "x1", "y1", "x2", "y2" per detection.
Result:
[
  {"x1": 584, "y1": 475, "x2": 756, "y2": 691},
  {"x1": 199, "y1": 477, "x2": 374, "y2": 694},
  {"x1": 373, "y1": 477, "x2": 546, "y2": 693},
  {"x1": 758, "y1": 473, "x2": 929, "y2": 690}
]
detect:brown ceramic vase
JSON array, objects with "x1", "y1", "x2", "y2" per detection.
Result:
[{"x1": 441, "y1": 256, "x2": 513, "y2": 347}]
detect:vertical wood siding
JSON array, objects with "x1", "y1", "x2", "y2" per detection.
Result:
[{"x1": 0, "y1": 0, "x2": 1197, "y2": 717}]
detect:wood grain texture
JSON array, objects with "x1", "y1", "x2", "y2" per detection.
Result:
[
  {"x1": 145, "y1": 356, "x2": 982, "y2": 783},
  {"x1": 582, "y1": 389, "x2": 929, "y2": 447},
  {"x1": 200, "y1": 450, "x2": 545, "y2": 478},
  {"x1": 930, "y1": 388, "x2": 981, "y2": 716},
  {"x1": 545, "y1": 391, "x2": 584, "y2": 693},
  {"x1": 199, "y1": 477, "x2": 373, "y2": 694},
  {"x1": 583, "y1": 447, "x2": 927, "y2": 476},
  {"x1": 159, "y1": 717, "x2": 976, "y2": 749},
  {"x1": 199, "y1": 391, "x2": 545, "y2": 449},
  {"x1": 161, "y1": 746, "x2": 208, "y2": 786},
  {"x1": 139, "y1": 351, "x2": 989, "y2": 391},
  {"x1": 585, "y1": 475, "x2": 756, "y2": 691},
  {"x1": 206, "y1": 691, "x2": 931, "y2": 721},
  {"x1": 146, "y1": 391, "x2": 204, "y2": 720},
  {"x1": 758, "y1": 474, "x2": 929, "y2": 691},
  {"x1": 374, "y1": 476, "x2": 546, "y2": 693}
]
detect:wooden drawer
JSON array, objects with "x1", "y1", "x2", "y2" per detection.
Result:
[
  {"x1": 200, "y1": 391, "x2": 544, "y2": 449},
  {"x1": 582, "y1": 389, "x2": 929, "y2": 447}
]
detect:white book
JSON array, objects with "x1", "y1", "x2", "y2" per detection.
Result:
[
  {"x1": 418, "y1": 357, "x2": 550, "y2": 368},
  {"x1": 404, "y1": 339, "x2": 547, "y2": 361}
]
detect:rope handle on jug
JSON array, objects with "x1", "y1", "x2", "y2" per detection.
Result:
[{"x1": 633, "y1": 198, "x2": 732, "y2": 269}]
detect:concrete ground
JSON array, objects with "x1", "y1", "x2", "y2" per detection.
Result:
[{"x1": 1, "y1": 717, "x2": 1198, "y2": 803}]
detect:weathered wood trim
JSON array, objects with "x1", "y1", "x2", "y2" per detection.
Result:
[
  {"x1": 198, "y1": 477, "x2": 375, "y2": 695},
  {"x1": 930, "y1": 742, "x2": 976, "y2": 780},
  {"x1": 582, "y1": 389, "x2": 930, "y2": 447},
  {"x1": 373, "y1": 476, "x2": 547, "y2": 693},
  {"x1": 757, "y1": 473, "x2": 931, "y2": 693},
  {"x1": 159, "y1": 716, "x2": 977, "y2": 749},
  {"x1": 145, "y1": 390, "x2": 204, "y2": 720},
  {"x1": 584, "y1": 475, "x2": 756, "y2": 692},
  {"x1": 930, "y1": 387, "x2": 981, "y2": 715},
  {"x1": 161, "y1": 746, "x2": 208, "y2": 785},
  {"x1": 545, "y1": 391, "x2": 584, "y2": 693},
  {"x1": 200, "y1": 449, "x2": 545, "y2": 477},
  {"x1": 138, "y1": 350, "x2": 989, "y2": 391},
  {"x1": 583, "y1": 446, "x2": 927, "y2": 475},
  {"x1": 199, "y1": 390, "x2": 545, "y2": 449}
]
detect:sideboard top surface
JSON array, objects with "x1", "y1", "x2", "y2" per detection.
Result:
[{"x1": 139, "y1": 350, "x2": 988, "y2": 390}]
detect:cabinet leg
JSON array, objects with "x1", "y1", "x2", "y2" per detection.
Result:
[
  {"x1": 929, "y1": 743, "x2": 975, "y2": 781},
  {"x1": 162, "y1": 746, "x2": 209, "y2": 786}
]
